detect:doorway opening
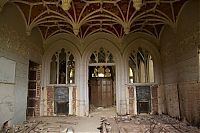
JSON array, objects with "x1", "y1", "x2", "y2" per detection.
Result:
[
  {"x1": 54, "y1": 86, "x2": 69, "y2": 115},
  {"x1": 26, "y1": 61, "x2": 39, "y2": 117},
  {"x1": 136, "y1": 86, "x2": 151, "y2": 114},
  {"x1": 88, "y1": 65, "x2": 116, "y2": 112}
]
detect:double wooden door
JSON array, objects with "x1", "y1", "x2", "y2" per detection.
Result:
[{"x1": 90, "y1": 78, "x2": 113, "y2": 107}]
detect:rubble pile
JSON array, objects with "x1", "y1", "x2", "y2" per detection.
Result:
[
  {"x1": 101, "y1": 115, "x2": 200, "y2": 133},
  {"x1": 0, "y1": 117, "x2": 77, "y2": 133}
]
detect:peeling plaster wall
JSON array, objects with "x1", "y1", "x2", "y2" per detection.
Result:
[
  {"x1": 160, "y1": 0, "x2": 200, "y2": 126},
  {"x1": 0, "y1": 4, "x2": 43, "y2": 126}
]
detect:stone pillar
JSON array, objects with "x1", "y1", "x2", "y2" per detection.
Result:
[
  {"x1": 127, "y1": 85, "x2": 137, "y2": 115},
  {"x1": 68, "y1": 86, "x2": 73, "y2": 115},
  {"x1": 133, "y1": 85, "x2": 137, "y2": 115},
  {"x1": 72, "y1": 86, "x2": 76, "y2": 115}
]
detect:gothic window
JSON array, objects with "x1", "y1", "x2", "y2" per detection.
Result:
[
  {"x1": 129, "y1": 67, "x2": 134, "y2": 83},
  {"x1": 50, "y1": 48, "x2": 75, "y2": 84},
  {"x1": 91, "y1": 66, "x2": 112, "y2": 78},
  {"x1": 89, "y1": 47, "x2": 114, "y2": 63},
  {"x1": 59, "y1": 48, "x2": 66, "y2": 84},
  {"x1": 67, "y1": 54, "x2": 75, "y2": 84},
  {"x1": 129, "y1": 48, "x2": 154, "y2": 83},
  {"x1": 98, "y1": 48, "x2": 106, "y2": 63},
  {"x1": 50, "y1": 54, "x2": 57, "y2": 84}
]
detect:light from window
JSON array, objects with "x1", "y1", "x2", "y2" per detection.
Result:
[{"x1": 50, "y1": 49, "x2": 75, "y2": 84}]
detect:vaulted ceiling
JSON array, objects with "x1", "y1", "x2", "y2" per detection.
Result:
[{"x1": 10, "y1": 0, "x2": 188, "y2": 40}]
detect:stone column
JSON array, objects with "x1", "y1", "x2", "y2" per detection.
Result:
[{"x1": 68, "y1": 86, "x2": 73, "y2": 115}]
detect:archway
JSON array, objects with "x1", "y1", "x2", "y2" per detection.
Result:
[
  {"x1": 123, "y1": 38, "x2": 162, "y2": 115},
  {"x1": 88, "y1": 47, "x2": 116, "y2": 112},
  {"x1": 81, "y1": 37, "x2": 124, "y2": 116}
]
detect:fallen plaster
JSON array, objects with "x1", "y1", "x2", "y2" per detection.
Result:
[{"x1": 1, "y1": 107, "x2": 200, "y2": 133}]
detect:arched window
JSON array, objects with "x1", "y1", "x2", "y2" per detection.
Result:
[
  {"x1": 50, "y1": 48, "x2": 75, "y2": 84},
  {"x1": 89, "y1": 47, "x2": 114, "y2": 78},
  {"x1": 129, "y1": 48, "x2": 154, "y2": 83},
  {"x1": 89, "y1": 47, "x2": 114, "y2": 63}
]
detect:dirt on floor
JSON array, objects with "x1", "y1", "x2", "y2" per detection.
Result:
[{"x1": 1, "y1": 107, "x2": 200, "y2": 133}]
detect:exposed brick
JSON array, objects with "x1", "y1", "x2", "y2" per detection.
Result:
[
  {"x1": 128, "y1": 86, "x2": 134, "y2": 114},
  {"x1": 34, "y1": 65, "x2": 41, "y2": 116},
  {"x1": 47, "y1": 86, "x2": 54, "y2": 116},
  {"x1": 152, "y1": 85, "x2": 158, "y2": 114},
  {"x1": 72, "y1": 86, "x2": 76, "y2": 115}
]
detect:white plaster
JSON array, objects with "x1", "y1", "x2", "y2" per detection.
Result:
[
  {"x1": 68, "y1": 86, "x2": 73, "y2": 115},
  {"x1": 133, "y1": 86, "x2": 137, "y2": 115},
  {"x1": 0, "y1": 57, "x2": 16, "y2": 84},
  {"x1": 0, "y1": 83, "x2": 15, "y2": 126}
]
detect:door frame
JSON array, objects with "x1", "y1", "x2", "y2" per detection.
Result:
[
  {"x1": 80, "y1": 39, "x2": 124, "y2": 116},
  {"x1": 88, "y1": 64, "x2": 116, "y2": 110}
]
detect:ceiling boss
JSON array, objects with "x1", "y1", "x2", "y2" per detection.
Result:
[
  {"x1": 61, "y1": 0, "x2": 72, "y2": 11},
  {"x1": 132, "y1": 0, "x2": 143, "y2": 11}
]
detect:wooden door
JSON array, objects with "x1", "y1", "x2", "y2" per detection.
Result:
[
  {"x1": 90, "y1": 78, "x2": 113, "y2": 107},
  {"x1": 101, "y1": 79, "x2": 112, "y2": 107},
  {"x1": 90, "y1": 78, "x2": 98, "y2": 106}
]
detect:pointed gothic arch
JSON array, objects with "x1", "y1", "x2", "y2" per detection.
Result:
[{"x1": 80, "y1": 38, "x2": 125, "y2": 116}]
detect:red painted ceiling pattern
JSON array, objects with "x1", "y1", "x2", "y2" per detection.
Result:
[{"x1": 11, "y1": 0, "x2": 188, "y2": 40}]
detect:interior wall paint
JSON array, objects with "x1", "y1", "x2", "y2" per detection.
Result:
[{"x1": 0, "y1": 4, "x2": 43, "y2": 125}]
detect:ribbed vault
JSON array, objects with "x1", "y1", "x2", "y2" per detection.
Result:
[{"x1": 10, "y1": 0, "x2": 188, "y2": 40}]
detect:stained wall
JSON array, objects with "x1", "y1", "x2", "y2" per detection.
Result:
[
  {"x1": 0, "y1": 4, "x2": 43, "y2": 126},
  {"x1": 160, "y1": 0, "x2": 200, "y2": 126}
]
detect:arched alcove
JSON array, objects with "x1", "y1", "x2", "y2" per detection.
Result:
[
  {"x1": 80, "y1": 38, "x2": 126, "y2": 116},
  {"x1": 123, "y1": 38, "x2": 162, "y2": 115},
  {"x1": 42, "y1": 40, "x2": 81, "y2": 116}
]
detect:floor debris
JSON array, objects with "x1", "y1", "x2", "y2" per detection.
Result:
[
  {"x1": 1, "y1": 107, "x2": 199, "y2": 133},
  {"x1": 101, "y1": 114, "x2": 200, "y2": 133}
]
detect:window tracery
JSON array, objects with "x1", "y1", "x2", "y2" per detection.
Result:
[
  {"x1": 50, "y1": 48, "x2": 75, "y2": 84},
  {"x1": 129, "y1": 48, "x2": 154, "y2": 83},
  {"x1": 89, "y1": 47, "x2": 114, "y2": 63}
]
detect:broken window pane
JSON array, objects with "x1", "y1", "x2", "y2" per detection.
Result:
[
  {"x1": 98, "y1": 47, "x2": 106, "y2": 63},
  {"x1": 129, "y1": 48, "x2": 154, "y2": 83},
  {"x1": 50, "y1": 49, "x2": 75, "y2": 84},
  {"x1": 67, "y1": 54, "x2": 75, "y2": 84},
  {"x1": 59, "y1": 49, "x2": 66, "y2": 84},
  {"x1": 50, "y1": 54, "x2": 57, "y2": 84}
]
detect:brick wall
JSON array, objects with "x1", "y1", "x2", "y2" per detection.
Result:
[
  {"x1": 35, "y1": 65, "x2": 41, "y2": 116},
  {"x1": 160, "y1": 0, "x2": 200, "y2": 126},
  {"x1": 163, "y1": 82, "x2": 200, "y2": 126},
  {"x1": 128, "y1": 85, "x2": 159, "y2": 115},
  {"x1": 47, "y1": 86, "x2": 54, "y2": 116},
  {"x1": 163, "y1": 84, "x2": 180, "y2": 118},
  {"x1": 178, "y1": 81, "x2": 200, "y2": 126},
  {"x1": 128, "y1": 86, "x2": 134, "y2": 114},
  {"x1": 72, "y1": 86, "x2": 76, "y2": 115},
  {"x1": 151, "y1": 85, "x2": 158, "y2": 114}
]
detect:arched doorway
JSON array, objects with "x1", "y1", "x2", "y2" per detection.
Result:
[{"x1": 88, "y1": 47, "x2": 116, "y2": 112}]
